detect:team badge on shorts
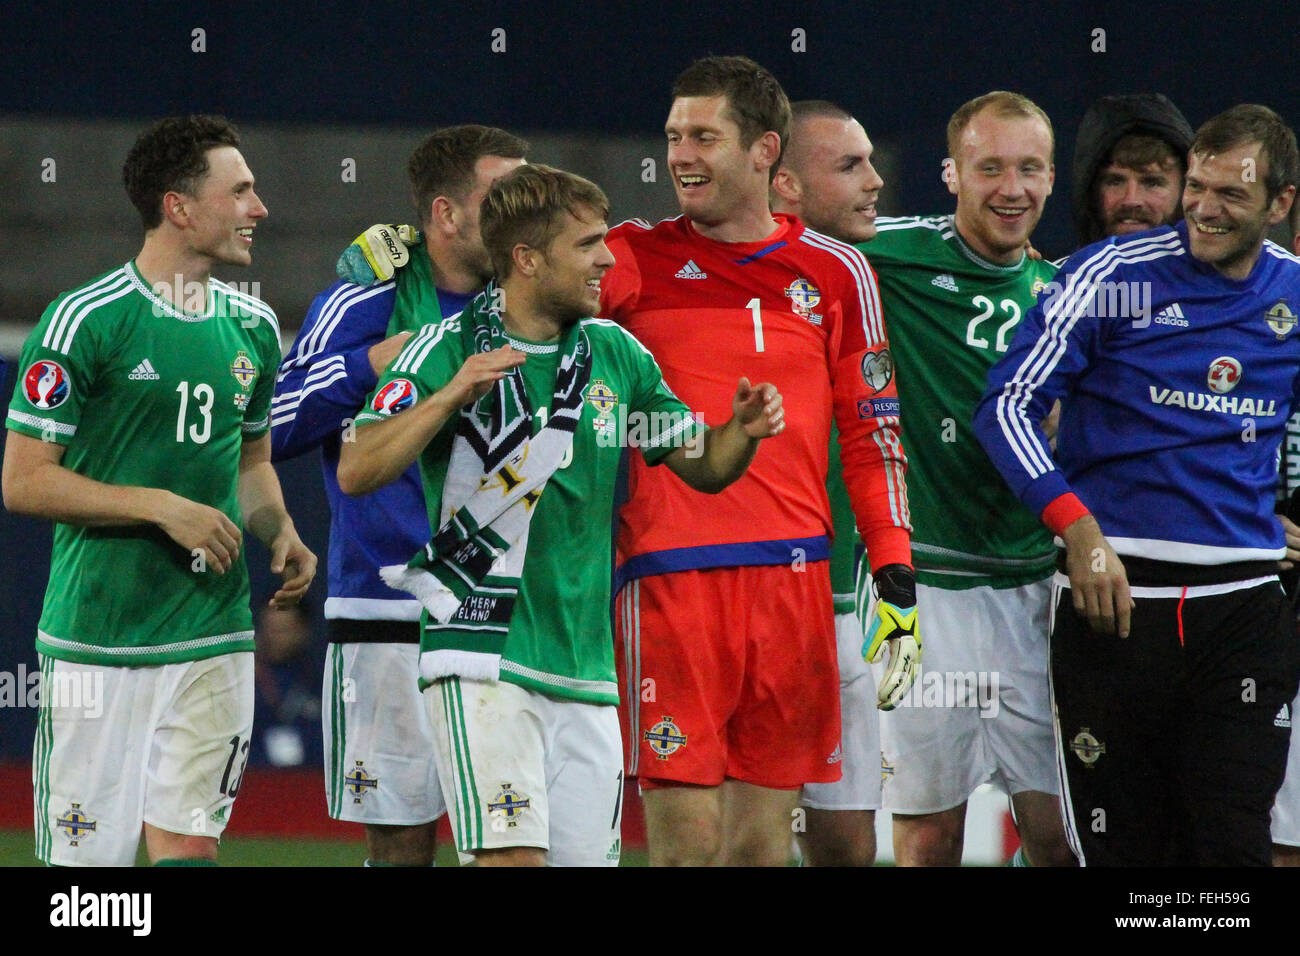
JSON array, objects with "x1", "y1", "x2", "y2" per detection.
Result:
[
  {"x1": 372, "y1": 379, "x2": 417, "y2": 415},
  {"x1": 1070, "y1": 728, "x2": 1106, "y2": 766},
  {"x1": 487, "y1": 784, "x2": 530, "y2": 827},
  {"x1": 55, "y1": 803, "x2": 97, "y2": 846},
  {"x1": 230, "y1": 350, "x2": 258, "y2": 390},
  {"x1": 345, "y1": 761, "x2": 379, "y2": 804},
  {"x1": 784, "y1": 278, "x2": 823, "y2": 325},
  {"x1": 24, "y1": 360, "x2": 70, "y2": 410},
  {"x1": 861, "y1": 349, "x2": 893, "y2": 393},
  {"x1": 1265, "y1": 300, "x2": 1297, "y2": 340},
  {"x1": 644, "y1": 716, "x2": 688, "y2": 759}
]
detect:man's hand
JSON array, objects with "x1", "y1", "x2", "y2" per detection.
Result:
[
  {"x1": 731, "y1": 377, "x2": 784, "y2": 438},
  {"x1": 1062, "y1": 515, "x2": 1133, "y2": 637},
  {"x1": 1278, "y1": 514, "x2": 1300, "y2": 570},
  {"x1": 861, "y1": 564, "x2": 921, "y2": 710},
  {"x1": 437, "y1": 346, "x2": 527, "y2": 407},
  {"x1": 155, "y1": 491, "x2": 243, "y2": 574},
  {"x1": 337, "y1": 224, "x2": 421, "y2": 285},
  {"x1": 368, "y1": 331, "x2": 414, "y2": 377},
  {"x1": 267, "y1": 526, "x2": 317, "y2": 607}
]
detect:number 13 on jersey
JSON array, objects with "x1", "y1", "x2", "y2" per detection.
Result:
[{"x1": 175, "y1": 380, "x2": 214, "y2": 444}]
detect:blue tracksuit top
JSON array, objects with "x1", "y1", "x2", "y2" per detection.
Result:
[
  {"x1": 975, "y1": 221, "x2": 1300, "y2": 565},
  {"x1": 271, "y1": 276, "x2": 471, "y2": 620}
]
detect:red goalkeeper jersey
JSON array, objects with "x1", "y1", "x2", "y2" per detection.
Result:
[{"x1": 602, "y1": 213, "x2": 911, "y2": 582}]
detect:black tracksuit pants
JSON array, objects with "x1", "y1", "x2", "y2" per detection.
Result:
[{"x1": 1051, "y1": 571, "x2": 1300, "y2": 866}]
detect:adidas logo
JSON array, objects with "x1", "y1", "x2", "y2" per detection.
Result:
[
  {"x1": 1154, "y1": 303, "x2": 1188, "y2": 327},
  {"x1": 1277, "y1": 702, "x2": 1291, "y2": 729},
  {"x1": 826, "y1": 744, "x2": 843, "y2": 764},
  {"x1": 931, "y1": 273, "x2": 959, "y2": 292},
  {"x1": 128, "y1": 359, "x2": 160, "y2": 381},
  {"x1": 675, "y1": 259, "x2": 707, "y2": 279}
]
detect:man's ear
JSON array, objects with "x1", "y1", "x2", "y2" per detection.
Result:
[
  {"x1": 429, "y1": 196, "x2": 457, "y2": 237},
  {"x1": 771, "y1": 166, "x2": 800, "y2": 207},
  {"x1": 943, "y1": 158, "x2": 959, "y2": 198},
  {"x1": 753, "y1": 130, "x2": 783, "y2": 177},
  {"x1": 512, "y1": 242, "x2": 538, "y2": 277},
  {"x1": 1266, "y1": 184, "x2": 1296, "y2": 227},
  {"x1": 161, "y1": 191, "x2": 189, "y2": 228}
]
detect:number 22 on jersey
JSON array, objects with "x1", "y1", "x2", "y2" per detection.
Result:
[{"x1": 965, "y1": 295, "x2": 1021, "y2": 353}]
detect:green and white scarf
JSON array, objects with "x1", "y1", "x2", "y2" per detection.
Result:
[{"x1": 380, "y1": 283, "x2": 591, "y2": 681}]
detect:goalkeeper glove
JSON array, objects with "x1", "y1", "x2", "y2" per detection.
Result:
[
  {"x1": 861, "y1": 563, "x2": 921, "y2": 711},
  {"x1": 336, "y1": 224, "x2": 421, "y2": 285}
]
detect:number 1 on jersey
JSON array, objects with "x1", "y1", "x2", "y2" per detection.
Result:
[{"x1": 748, "y1": 298, "x2": 765, "y2": 353}]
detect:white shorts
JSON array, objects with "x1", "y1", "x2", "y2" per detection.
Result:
[
  {"x1": 322, "y1": 641, "x2": 445, "y2": 825},
  {"x1": 428, "y1": 677, "x2": 623, "y2": 866},
  {"x1": 1271, "y1": 687, "x2": 1300, "y2": 847},
  {"x1": 33, "y1": 652, "x2": 254, "y2": 866},
  {"x1": 802, "y1": 611, "x2": 882, "y2": 811},
  {"x1": 877, "y1": 578, "x2": 1058, "y2": 814}
]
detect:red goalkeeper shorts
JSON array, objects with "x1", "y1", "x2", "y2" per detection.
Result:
[{"x1": 614, "y1": 562, "x2": 841, "y2": 789}]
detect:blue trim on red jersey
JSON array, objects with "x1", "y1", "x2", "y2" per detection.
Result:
[
  {"x1": 614, "y1": 535, "x2": 831, "y2": 592},
  {"x1": 733, "y1": 240, "x2": 788, "y2": 265}
]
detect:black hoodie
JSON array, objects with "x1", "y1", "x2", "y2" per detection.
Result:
[{"x1": 1071, "y1": 93, "x2": 1194, "y2": 246}]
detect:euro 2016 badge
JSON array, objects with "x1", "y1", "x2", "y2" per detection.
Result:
[
  {"x1": 644, "y1": 716, "x2": 687, "y2": 759},
  {"x1": 23, "y1": 360, "x2": 70, "y2": 410},
  {"x1": 372, "y1": 378, "x2": 417, "y2": 415}
]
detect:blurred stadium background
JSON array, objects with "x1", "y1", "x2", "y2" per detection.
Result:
[{"x1": 1, "y1": 0, "x2": 1296, "y2": 865}]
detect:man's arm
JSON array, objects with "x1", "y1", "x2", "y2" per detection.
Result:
[
  {"x1": 237, "y1": 433, "x2": 317, "y2": 606},
  {"x1": 2, "y1": 430, "x2": 244, "y2": 574},
  {"x1": 338, "y1": 345, "x2": 526, "y2": 496},
  {"x1": 972, "y1": 254, "x2": 1133, "y2": 636},
  {"x1": 829, "y1": 253, "x2": 912, "y2": 572},
  {"x1": 270, "y1": 282, "x2": 403, "y2": 462},
  {"x1": 660, "y1": 378, "x2": 783, "y2": 493}
]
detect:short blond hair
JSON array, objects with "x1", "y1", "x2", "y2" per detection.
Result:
[
  {"x1": 947, "y1": 91, "x2": 1054, "y2": 163},
  {"x1": 481, "y1": 164, "x2": 609, "y2": 280}
]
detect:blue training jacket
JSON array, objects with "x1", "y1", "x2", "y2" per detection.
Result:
[
  {"x1": 975, "y1": 221, "x2": 1300, "y2": 566},
  {"x1": 271, "y1": 278, "x2": 471, "y2": 622}
]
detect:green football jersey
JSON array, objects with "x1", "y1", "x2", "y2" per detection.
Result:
[
  {"x1": 357, "y1": 314, "x2": 702, "y2": 705},
  {"x1": 857, "y1": 216, "x2": 1058, "y2": 589},
  {"x1": 826, "y1": 423, "x2": 860, "y2": 614},
  {"x1": 6, "y1": 262, "x2": 280, "y2": 665}
]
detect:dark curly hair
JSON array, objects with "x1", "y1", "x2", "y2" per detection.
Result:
[{"x1": 122, "y1": 115, "x2": 242, "y2": 229}]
